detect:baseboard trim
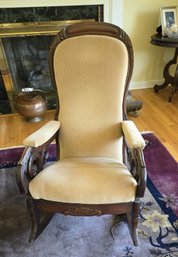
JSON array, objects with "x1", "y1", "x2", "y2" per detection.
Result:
[{"x1": 130, "y1": 80, "x2": 164, "y2": 90}]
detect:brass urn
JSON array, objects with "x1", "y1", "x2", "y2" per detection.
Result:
[{"x1": 13, "y1": 88, "x2": 47, "y2": 122}]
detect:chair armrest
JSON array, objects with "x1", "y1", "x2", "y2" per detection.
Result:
[
  {"x1": 122, "y1": 120, "x2": 145, "y2": 150},
  {"x1": 23, "y1": 120, "x2": 60, "y2": 148},
  {"x1": 122, "y1": 121, "x2": 147, "y2": 198},
  {"x1": 132, "y1": 148, "x2": 147, "y2": 198},
  {"x1": 17, "y1": 120, "x2": 60, "y2": 194}
]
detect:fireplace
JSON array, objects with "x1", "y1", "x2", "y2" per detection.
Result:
[{"x1": 0, "y1": 5, "x2": 103, "y2": 114}]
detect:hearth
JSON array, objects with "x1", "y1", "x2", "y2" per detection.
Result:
[{"x1": 0, "y1": 5, "x2": 103, "y2": 114}]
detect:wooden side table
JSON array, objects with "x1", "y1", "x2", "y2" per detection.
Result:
[{"x1": 151, "y1": 34, "x2": 178, "y2": 102}]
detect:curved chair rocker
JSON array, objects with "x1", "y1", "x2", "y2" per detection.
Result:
[{"x1": 16, "y1": 22, "x2": 147, "y2": 246}]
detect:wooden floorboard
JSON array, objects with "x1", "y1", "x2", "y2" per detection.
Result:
[
  {"x1": 129, "y1": 87, "x2": 178, "y2": 161},
  {"x1": 0, "y1": 111, "x2": 55, "y2": 148},
  {"x1": 0, "y1": 87, "x2": 178, "y2": 161}
]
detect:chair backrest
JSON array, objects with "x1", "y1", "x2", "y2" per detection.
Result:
[{"x1": 50, "y1": 22, "x2": 133, "y2": 162}]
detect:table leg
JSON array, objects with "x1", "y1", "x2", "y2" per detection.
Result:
[
  {"x1": 169, "y1": 64, "x2": 178, "y2": 102},
  {"x1": 154, "y1": 48, "x2": 178, "y2": 93}
]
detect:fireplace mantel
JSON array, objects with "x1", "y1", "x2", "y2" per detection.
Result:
[{"x1": 0, "y1": 0, "x2": 123, "y2": 27}]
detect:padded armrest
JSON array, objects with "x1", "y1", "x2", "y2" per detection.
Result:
[
  {"x1": 23, "y1": 120, "x2": 60, "y2": 147},
  {"x1": 122, "y1": 120, "x2": 145, "y2": 150}
]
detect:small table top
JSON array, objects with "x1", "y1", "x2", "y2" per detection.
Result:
[{"x1": 151, "y1": 34, "x2": 178, "y2": 48}]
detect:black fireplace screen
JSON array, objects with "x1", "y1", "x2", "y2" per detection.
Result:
[
  {"x1": 3, "y1": 36, "x2": 53, "y2": 91},
  {"x1": 2, "y1": 36, "x2": 56, "y2": 109}
]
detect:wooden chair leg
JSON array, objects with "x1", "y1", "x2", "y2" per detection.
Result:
[
  {"x1": 26, "y1": 198, "x2": 54, "y2": 242},
  {"x1": 126, "y1": 201, "x2": 140, "y2": 246}
]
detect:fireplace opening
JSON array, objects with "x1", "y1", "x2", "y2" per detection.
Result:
[
  {"x1": 0, "y1": 5, "x2": 103, "y2": 115},
  {"x1": 2, "y1": 35, "x2": 56, "y2": 110}
]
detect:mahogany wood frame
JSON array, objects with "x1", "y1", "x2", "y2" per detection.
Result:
[{"x1": 17, "y1": 22, "x2": 147, "y2": 246}]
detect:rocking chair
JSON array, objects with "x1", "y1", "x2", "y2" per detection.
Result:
[{"x1": 17, "y1": 22, "x2": 147, "y2": 246}]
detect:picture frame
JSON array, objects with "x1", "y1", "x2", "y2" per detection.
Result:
[{"x1": 160, "y1": 6, "x2": 177, "y2": 36}]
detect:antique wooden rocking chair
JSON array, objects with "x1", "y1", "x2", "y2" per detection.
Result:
[{"x1": 16, "y1": 22, "x2": 147, "y2": 246}]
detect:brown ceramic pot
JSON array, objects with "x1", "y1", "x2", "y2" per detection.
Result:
[{"x1": 13, "y1": 89, "x2": 47, "y2": 122}]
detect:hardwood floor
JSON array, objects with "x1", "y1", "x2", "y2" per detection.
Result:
[
  {"x1": 0, "y1": 87, "x2": 178, "y2": 161},
  {"x1": 0, "y1": 110, "x2": 55, "y2": 148},
  {"x1": 129, "y1": 87, "x2": 178, "y2": 161}
]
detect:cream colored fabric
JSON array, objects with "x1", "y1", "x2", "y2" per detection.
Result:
[
  {"x1": 29, "y1": 157, "x2": 137, "y2": 204},
  {"x1": 23, "y1": 121, "x2": 60, "y2": 147},
  {"x1": 53, "y1": 35, "x2": 129, "y2": 162},
  {"x1": 122, "y1": 120, "x2": 145, "y2": 150}
]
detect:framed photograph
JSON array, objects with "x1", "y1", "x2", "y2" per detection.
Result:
[{"x1": 160, "y1": 6, "x2": 177, "y2": 36}]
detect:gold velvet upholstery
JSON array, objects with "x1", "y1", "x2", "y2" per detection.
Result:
[
  {"x1": 23, "y1": 120, "x2": 60, "y2": 147},
  {"x1": 29, "y1": 157, "x2": 137, "y2": 204},
  {"x1": 122, "y1": 121, "x2": 145, "y2": 150},
  {"x1": 54, "y1": 35, "x2": 128, "y2": 161},
  {"x1": 28, "y1": 35, "x2": 135, "y2": 202},
  {"x1": 17, "y1": 22, "x2": 147, "y2": 245}
]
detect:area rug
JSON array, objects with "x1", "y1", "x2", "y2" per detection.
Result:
[
  {"x1": 0, "y1": 133, "x2": 178, "y2": 257},
  {"x1": 143, "y1": 133, "x2": 178, "y2": 217},
  {"x1": 0, "y1": 144, "x2": 56, "y2": 169}
]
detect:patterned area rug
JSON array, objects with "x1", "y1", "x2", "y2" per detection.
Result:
[{"x1": 0, "y1": 133, "x2": 178, "y2": 257}]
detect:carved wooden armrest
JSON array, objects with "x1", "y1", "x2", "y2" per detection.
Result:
[
  {"x1": 16, "y1": 120, "x2": 60, "y2": 195},
  {"x1": 122, "y1": 120, "x2": 147, "y2": 197},
  {"x1": 129, "y1": 148, "x2": 147, "y2": 198}
]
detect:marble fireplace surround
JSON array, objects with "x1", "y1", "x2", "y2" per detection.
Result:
[
  {"x1": 0, "y1": 0, "x2": 123, "y2": 114},
  {"x1": 0, "y1": 0, "x2": 123, "y2": 27}
]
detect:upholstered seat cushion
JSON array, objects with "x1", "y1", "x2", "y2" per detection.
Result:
[{"x1": 29, "y1": 157, "x2": 137, "y2": 204}]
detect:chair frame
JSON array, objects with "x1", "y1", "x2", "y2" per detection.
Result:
[{"x1": 16, "y1": 22, "x2": 147, "y2": 246}]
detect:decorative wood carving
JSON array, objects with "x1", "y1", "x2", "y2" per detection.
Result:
[
  {"x1": 16, "y1": 146, "x2": 50, "y2": 193},
  {"x1": 28, "y1": 151, "x2": 44, "y2": 178},
  {"x1": 63, "y1": 207, "x2": 102, "y2": 216}
]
